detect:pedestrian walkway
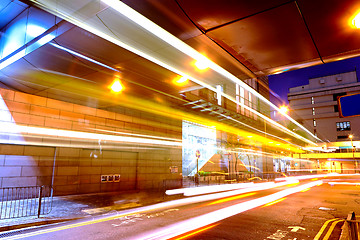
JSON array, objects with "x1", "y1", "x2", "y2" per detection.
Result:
[{"x1": 0, "y1": 190, "x2": 182, "y2": 232}]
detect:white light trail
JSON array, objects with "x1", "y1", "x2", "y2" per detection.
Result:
[
  {"x1": 166, "y1": 182, "x2": 255, "y2": 196},
  {"x1": 328, "y1": 182, "x2": 360, "y2": 186},
  {"x1": 100, "y1": 0, "x2": 321, "y2": 144},
  {"x1": 30, "y1": 0, "x2": 319, "y2": 146},
  {"x1": 2, "y1": 179, "x2": 310, "y2": 240},
  {"x1": 139, "y1": 181, "x2": 323, "y2": 240},
  {"x1": 0, "y1": 122, "x2": 181, "y2": 147}
]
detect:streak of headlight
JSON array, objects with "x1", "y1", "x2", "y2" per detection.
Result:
[
  {"x1": 31, "y1": 0, "x2": 319, "y2": 145},
  {"x1": 277, "y1": 173, "x2": 360, "y2": 183},
  {"x1": 300, "y1": 188, "x2": 311, "y2": 192},
  {"x1": 166, "y1": 182, "x2": 254, "y2": 196},
  {"x1": 50, "y1": 43, "x2": 120, "y2": 72},
  {"x1": 139, "y1": 181, "x2": 323, "y2": 240},
  {"x1": 0, "y1": 122, "x2": 181, "y2": 147},
  {"x1": 286, "y1": 182, "x2": 299, "y2": 188},
  {"x1": 2, "y1": 180, "x2": 303, "y2": 240},
  {"x1": 89, "y1": 128, "x2": 180, "y2": 142},
  {"x1": 100, "y1": 0, "x2": 321, "y2": 144},
  {"x1": 275, "y1": 173, "x2": 338, "y2": 182},
  {"x1": 206, "y1": 192, "x2": 256, "y2": 206},
  {"x1": 261, "y1": 197, "x2": 287, "y2": 207},
  {"x1": 328, "y1": 182, "x2": 360, "y2": 186},
  {"x1": 172, "y1": 224, "x2": 219, "y2": 240},
  {"x1": 311, "y1": 178, "x2": 319, "y2": 181}
]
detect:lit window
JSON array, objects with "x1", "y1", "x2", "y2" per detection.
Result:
[
  {"x1": 216, "y1": 85, "x2": 223, "y2": 106},
  {"x1": 336, "y1": 121, "x2": 351, "y2": 131},
  {"x1": 240, "y1": 87, "x2": 245, "y2": 115},
  {"x1": 311, "y1": 97, "x2": 314, "y2": 104},
  {"x1": 248, "y1": 93, "x2": 252, "y2": 118},
  {"x1": 312, "y1": 107, "x2": 315, "y2": 115},
  {"x1": 313, "y1": 119, "x2": 316, "y2": 127},
  {"x1": 236, "y1": 84, "x2": 240, "y2": 113}
]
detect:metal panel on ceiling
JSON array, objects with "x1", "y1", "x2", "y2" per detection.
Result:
[
  {"x1": 0, "y1": 0, "x2": 28, "y2": 30},
  {"x1": 176, "y1": 0, "x2": 291, "y2": 31},
  {"x1": 122, "y1": 0, "x2": 201, "y2": 41},
  {"x1": 297, "y1": 0, "x2": 360, "y2": 60},
  {"x1": 53, "y1": 27, "x2": 140, "y2": 67},
  {"x1": 205, "y1": 2, "x2": 319, "y2": 73}
]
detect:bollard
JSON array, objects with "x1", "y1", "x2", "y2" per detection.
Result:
[{"x1": 37, "y1": 186, "x2": 43, "y2": 218}]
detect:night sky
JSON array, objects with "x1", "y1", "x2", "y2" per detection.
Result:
[{"x1": 268, "y1": 56, "x2": 360, "y2": 106}]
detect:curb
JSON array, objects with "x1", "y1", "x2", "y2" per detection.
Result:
[{"x1": 0, "y1": 217, "x2": 82, "y2": 234}]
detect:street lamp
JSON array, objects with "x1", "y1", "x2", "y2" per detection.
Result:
[
  {"x1": 278, "y1": 105, "x2": 289, "y2": 115},
  {"x1": 349, "y1": 134, "x2": 356, "y2": 173}
]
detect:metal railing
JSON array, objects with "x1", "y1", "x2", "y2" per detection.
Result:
[
  {"x1": 0, "y1": 186, "x2": 53, "y2": 219},
  {"x1": 346, "y1": 211, "x2": 360, "y2": 240}
]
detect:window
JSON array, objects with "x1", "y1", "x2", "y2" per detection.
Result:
[
  {"x1": 334, "y1": 105, "x2": 339, "y2": 112},
  {"x1": 216, "y1": 85, "x2": 223, "y2": 105},
  {"x1": 337, "y1": 135, "x2": 349, "y2": 140},
  {"x1": 236, "y1": 84, "x2": 240, "y2": 113},
  {"x1": 336, "y1": 121, "x2": 351, "y2": 131},
  {"x1": 333, "y1": 92, "x2": 346, "y2": 101},
  {"x1": 240, "y1": 86, "x2": 245, "y2": 115},
  {"x1": 313, "y1": 119, "x2": 316, "y2": 127},
  {"x1": 311, "y1": 97, "x2": 314, "y2": 104},
  {"x1": 312, "y1": 107, "x2": 315, "y2": 115}
]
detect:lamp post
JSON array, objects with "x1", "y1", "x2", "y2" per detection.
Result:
[{"x1": 349, "y1": 135, "x2": 356, "y2": 173}]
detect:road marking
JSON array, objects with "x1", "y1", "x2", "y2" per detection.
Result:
[
  {"x1": 313, "y1": 218, "x2": 340, "y2": 240},
  {"x1": 4, "y1": 181, "x2": 323, "y2": 240},
  {"x1": 322, "y1": 219, "x2": 344, "y2": 240},
  {"x1": 111, "y1": 209, "x2": 179, "y2": 227},
  {"x1": 266, "y1": 230, "x2": 289, "y2": 239},
  {"x1": 288, "y1": 226, "x2": 305, "y2": 232}
]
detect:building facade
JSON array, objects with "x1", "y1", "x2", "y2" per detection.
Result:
[{"x1": 288, "y1": 71, "x2": 360, "y2": 142}]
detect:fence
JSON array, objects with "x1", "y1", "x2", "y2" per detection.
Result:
[
  {"x1": 0, "y1": 186, "x2": 53, "y2": 219},
  {"x1": 346, "y1": 211, "x2": 360, "y2": 240}
]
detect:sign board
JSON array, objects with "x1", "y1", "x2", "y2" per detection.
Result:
[
  {"x1": 195, "y1": 150, "x2": 200, "y2": 159},
  {"x1": 169, "y1": 166, "x2": 178, "y2": 173},
  {"x1": 338, "y1": 93, "x2": 360, "y2": 117},
  {"x1": 101, "y1": 174, "x2": 120, "y2": 183}
]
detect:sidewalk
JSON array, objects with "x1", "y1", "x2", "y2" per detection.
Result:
[{"x1": 0, "y1": 190, "x2": 182, "y2": 232}]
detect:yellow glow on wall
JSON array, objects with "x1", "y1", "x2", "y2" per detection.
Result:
[
  {"x1": 173, "y1": 76, "x2": 189, "y2": 86},
  {"x1": 194, "y1": 59, "x2": 209, "y2": 70},
  {"x1": 349, "y1": 10, "x2": 360, "y2": 28}
]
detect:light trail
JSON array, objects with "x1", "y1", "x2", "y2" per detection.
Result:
[
  {"x1": 30, "y1": 0, "x2": 320, "y2": 147},
  {"x1": 172, "y1": 224, "x2": 219, "y2": 240},
  {"x1": 139, "y1": 180, "x2": 323, "y2": 240},
  {"x1": 166, "y1": 182, "x2": 255, "y2": 196},
  {"x1": 3, "y1": 180, "x2": 300, "y2": 239},
  {"x1": 275, "y1": 173, "x2": 338, "y2": 182},
  {"x1": 0, "y1": 122, "x2": 182, "y2": 147},
  {"x1": 261, "y1": 197, "x2": 287, "y2": 207},
  {"x1": 328, "y1": 182, "x2": 360, "y2": 186},
  {"x1": 205, "y1": 192, "x2": 257, "y2": 206}
]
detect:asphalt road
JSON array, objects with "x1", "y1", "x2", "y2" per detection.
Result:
[{"x1": 3, "y1": 175, "x2": 360, "y2": 240}]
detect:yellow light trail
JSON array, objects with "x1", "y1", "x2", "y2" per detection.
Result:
[
  {"x1": 300, "y1": 188, "x2": 311, "y2": 192},
  {"x1": 3, "y1": 70, "x2": 304, "y2": 152},
  {"x1": 206, "y1": 192, "x2": 256, "y2": 206},
  {"x1": 261, "y1": 197, "x2": 287, "y2": 207},
  {"x1": 172, "y1": 224, "x2": 218, "y2": 240}
]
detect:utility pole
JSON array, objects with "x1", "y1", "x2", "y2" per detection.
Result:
[{"x1": 349, "y1": 135, "x2": 356, "y2": 173}]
